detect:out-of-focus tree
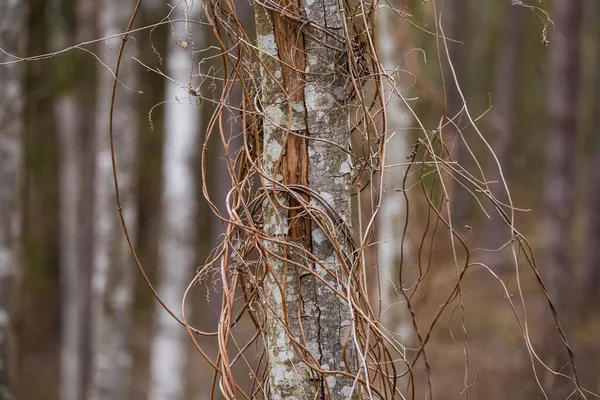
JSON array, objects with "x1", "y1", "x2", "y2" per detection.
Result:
[
  {"x1": 482, "y1": 3, "x2": 524, "y2": 268},
  {"x1": 0, "y1": 1, "x2": 26, "y2": 398},
  {"x1": 583, "y1": 0, "x2": 600, "y2": 307},
  {"x1": 377, "y1": 0, "x2": 415, "y2": 344},
  {"x1": 52, "y1": 0, "x2": 98, "y2": 398},
  {"x1": 87, "y1": 0, "x2": 139, "y2": 398},
  {"x1": 18, "y1": 0, "x2": 61, "y2": 397},
  {"x1": 541, "y1": 0, "x2": 582, "y2": 386},
  {"x1": 445, "y1": 0, "x2": 469, "y2": 229},
  {"x1": 148, "y1": 3, "x2": 202, "y2": 399}
]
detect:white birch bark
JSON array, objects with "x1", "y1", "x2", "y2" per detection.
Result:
[
  {"x1": 0, "y1": 1, "x2": 25, "y2": 398},
  {"x1": 377, "y1": 1, "x2": 415, "y2": 343},
  {"x1": 87, "y1": 0, "x2": 138, "y2": 398},
  {"x1": 148, "y1": 3, "x2": 201, "y2": 399},
  {"x1": 255, "y1": 0, "x2": 357, "y2": 397}
]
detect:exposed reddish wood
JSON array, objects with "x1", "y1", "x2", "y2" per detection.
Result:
[{"x1": 271, "y1": 0, "x2": 310, "y2": 244}]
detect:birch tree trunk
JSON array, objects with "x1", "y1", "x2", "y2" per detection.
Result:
[
  {"x1": 0, "y1": 1, "x2": 26, "y2": 397},
  {"x1": 255, "y1": 0, "x2": 357, "y2": 397},
  {"x1": 377, "y1": 0, "x2": 415, "y2": 343},
  {"x1": 148, "y1": 4, "x2": 201, "y2": 399},
  {"x1": 87, "y1": 0, "x2": 138, "y2": 398}
]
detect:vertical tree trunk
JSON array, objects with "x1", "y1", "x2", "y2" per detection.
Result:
[
  {"x1": 19, "y1": 0, "x2": 61, "y2": 397},
  {"x1": 541, "y1": 0, "x2": 582, "y2": 383},
  {"x1": 482, "y1": 3, "x2": 523, "y2": 268},
  {"x1": 0, "y1": 1, "x2": 26, "y2": 397},
  {"x1": 583, "y1": 1, "x2": 600, "y2": 305},
  {"x1": 445, "y1": 0, "x2": 470, "y2": 228},
  {"x1": 56, "y1": 89, "x2": 82, "y2": 400},
  {"x1": 148, "y1": 4, "x2": 201, "y2": 399},
  {"x1": 54, "y1": 0, "x2": 98, "y2": 398},
  {"x1": 53, "y1": 6, "x2": 84, "y2": 397},
  {"x1": 87, "y1": 0, "x2": 138, "y2": 398},
  {"x1": 255, "y1": 0, "x2": 356, "y2": 397},
  {"x1": 377, "y1": 0, "x2": 415, "y2": 344}
]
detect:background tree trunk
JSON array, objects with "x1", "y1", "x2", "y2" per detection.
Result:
[
  {"x1": 0, "y1": 1, "x2": 26, "y2": 397},
  {"x1": 18, "y1": 0, "x2": 61, "y2": 397},
  {"x1": 446, "y1": 0, "x2": 470, "y2": 229},
  {"x1": 481, "y1": 3, "x2": 523, "y2": 269},
  {"x1": 255, "y1": 0, "x2": 356, "y2": 397},
  {"x1": 148, "y1": 4, "x2": 201, "y2": 399},
  {"x1": 377, "y1": 0, "x2": 415, "y2": 346},
  {"x1": 87, "y1": 0, "x2": 139, "y2": 398},
  {"x1": 53, "y1": 0, "x2": 98, "y2": 398},
  {"x1": 583, "y1": 0, "x2": 600, "y2": 306},
  {"x1": 53, "y1": 3, "x2": 82, "y2": 398},
  {"x1": 541, "y1": 0, "x2": 582, "y2": 388}
]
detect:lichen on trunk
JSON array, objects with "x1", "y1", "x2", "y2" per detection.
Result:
[{"x1": 255, "y1": 0, "x2": 357, "y2": 397}]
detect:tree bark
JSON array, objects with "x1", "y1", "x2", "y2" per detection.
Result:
[
  {"x1": 0, "y1": 1, "x2": 26, "y2": 397},
  {"x1": 255, "y1": 0, "x2": 357, "y2": 397},
  {"x1": 148, "y1": 4, "x2": 201, "y2": 399},
  {"x1": 87, "y1": 0, "x2": 138, "y2": 398}
]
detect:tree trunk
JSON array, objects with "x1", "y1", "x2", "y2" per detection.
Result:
[
  {"x1": 446, "y1": 0, "x2": 470, "y2": 229},
  {"x1": 0, "y1": 1, "x2": 26, "y2": 397},
  {"x1": 541, "y1": 0, "x2": 582, "y2": 387},
  {"x1": 53, "y1": 0, "x2": 98, "y2": 398},
  {"x1": 148, "y1": 4, "x2": 201, "y2": 399},
  {"x1": 19, "y1": 0, "x2": 61, "y2": 397},
  {"x1": 377, "y1": 0, "x2": 415, "y2": 344},
  {"x1": 87, "y1": 0, "x2": 138, "y2": 398},
  {"x1": 583, "y1": 0, "x2": 600, "y2": 305},
  {"x1": 255, "y1": 0, "x2": 356, "y2": 397},
  {"x1": 56, "y1": 89, "x2": 83, "y2": 400},
  {"x1": 482, "y1": 3, "x2": 523, "y2": 269}
]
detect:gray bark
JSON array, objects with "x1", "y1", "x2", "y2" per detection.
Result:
[
  {"x1": 148, "y1": 3, "x2": 201, "y2": 399},
  {"x1": 0, "y1": 1, "x2": 26, "y2": 398},
  {"x1": 87, "y1": 0, "x2": 138, "y2": 398},
  {"x1": 255, "y1": 0, "x2": 357, "y2": 397}
]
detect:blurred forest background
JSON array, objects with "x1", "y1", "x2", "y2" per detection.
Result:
[{"x1": 1, "y1": 0, "x2": 600, "y2": 399}]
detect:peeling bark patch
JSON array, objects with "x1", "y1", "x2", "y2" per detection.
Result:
[{"x1": 256, "y1": 0, "x2": 356, "y2": 396}]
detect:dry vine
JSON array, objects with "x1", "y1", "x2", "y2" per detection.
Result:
[{"x1": 100, "y1": 0, "x2": 591, "y2": 399}]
